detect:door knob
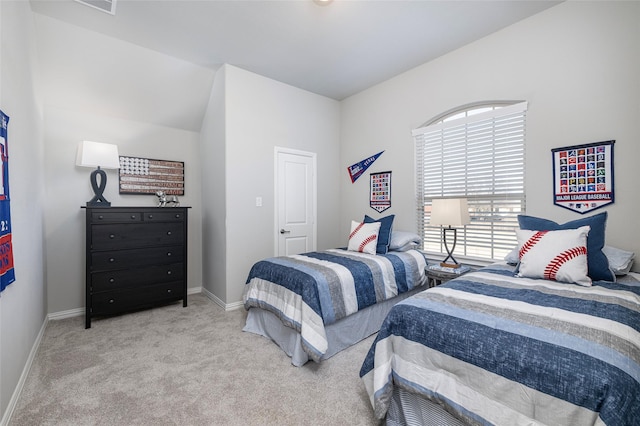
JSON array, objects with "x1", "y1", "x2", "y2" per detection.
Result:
[{"x1": 280, "y1": 229, "x2": 290, "y2": 234}]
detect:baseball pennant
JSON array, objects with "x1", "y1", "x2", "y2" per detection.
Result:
[{"x1": 347, "y1": 151, "x2": 383, "y2": 183}]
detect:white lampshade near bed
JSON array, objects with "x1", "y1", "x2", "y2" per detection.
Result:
[{"x1": 429, "y1": 198, "x2": 470, "y2": 268}]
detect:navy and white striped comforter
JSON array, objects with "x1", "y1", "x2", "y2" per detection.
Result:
[
  {"x1": 360, "y1": 263, "x2": 640, "y2": 426},
  {"x1": 243, "y1": 249, "x2": 427, "y2": 363}
]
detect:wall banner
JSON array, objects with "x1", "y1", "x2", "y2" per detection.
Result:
[
  {"x1": 0, "y1": 110, "x2": 15, "y2": 292},
  {"x1": 348, "y1": 151, "x2": 383, "y2": 183},
  {"x1": 370, "y1": 171, "x2": 391, "y2": 213},
  {"x1": 552, "y1": 140, "x2": 615, "y2": 214}
]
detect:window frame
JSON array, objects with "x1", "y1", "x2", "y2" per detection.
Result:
[{"x1": 413, "y1": 101, "x2": 528, "y2": 264}]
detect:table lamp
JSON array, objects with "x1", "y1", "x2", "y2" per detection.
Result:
[
  {"x1": 429, "y1": 198, "x2": 470, "y2": 268},
  {"x1": 76, "y1": 141, "x2": 120, "y2": 207}
]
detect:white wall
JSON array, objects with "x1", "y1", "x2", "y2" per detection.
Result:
[
  {"x1": 200, "y1": 64, "x2": 341, "y2": 305},
  {"x1": 43, "y1": 106, "x2": 204, "y2": 314},
  {"x1": 0, "y1": 1, "x2": 46, "y2": 421},
  {"x1": 30, "y1": 12, "x2": 210, "y2": 314},
  {"x1": 199, "y1": 65, "x2": 227, "y2": 303},
  {"x1": 340, "y1": 1, "x2": 640, "y2": 271}
]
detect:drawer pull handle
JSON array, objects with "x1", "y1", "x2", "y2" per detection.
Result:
[
  {"x1": 109, "y1": 299, "x2": 115, "y2": 304},
  {"x1": 98, "y1": 215, "x2": 104, "y2": 220},
  {"x1": 167, "y1": 252, "x2": 172, "y2": 257},
  {"x1": 109, "y1": 258, "x2": 115, "y2": 263},
  {"x1": 167, "y1": 289, "x2": 172, "y2": 293},
  {"x1": 109, "y1": 234, "x2": 115, "y2": 239},
  {"x1": 167, "y1": 271, "x2": 172, "y2": 275},
  {"x1": 167, "y1": 231, "x2": 172, "y2": 236},
  {"x1": 149, "y1": 214, "x2": 153, "y2": 219},
  {"x1": 109, "y1": 278, "x2": 115, "y2": 283},
  {"x1": 175, "y1": 214, "x2": 181, "y2": 218},
  {"x1": 131, "y1": 215, "x2": 136, "y2": 220}
]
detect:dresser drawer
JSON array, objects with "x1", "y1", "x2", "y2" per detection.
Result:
[
  {"x1": 91, "y1": 211, "x2": 143, "y2": 222},
  {"x1": 91, "y1": 281, "x2": 184, "y2": 316},
  {"x1": 91, "y1": 245, "x2": 184, "y2": 271},
  {"x1": 91, "y1": 222, "x2": 184, "y2": 250},
  {"x1": 144, "y1": 210, "x2": 186, "y2": 222},
  {"x1": 91, "y1": 263, "x2": 184, "y2": 292}
]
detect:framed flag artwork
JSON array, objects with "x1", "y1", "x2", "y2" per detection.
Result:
[
  {"x1": 552, "y1": 140, "x2": 615, "y2": 214},
  {"x1": 119, "y1": 156, "x2": 185, "y2": 196},
  {"x1": 0, "y1": 109, "x2": 15, "y2": 293},
  {"x1": 370, "y1": 171, "x2": 391, "y2": 213}
]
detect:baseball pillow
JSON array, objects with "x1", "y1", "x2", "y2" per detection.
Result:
[
  {"x1": 516, "y1": 226, "x2": 591, "y2": 286},
  {"x1": 347, "y1": 220, "x2": 381, "y2": 255}
]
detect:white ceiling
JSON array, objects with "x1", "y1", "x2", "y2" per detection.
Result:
[{"x1": 29, "y1": 0, "x2": 561, "y2": 131}]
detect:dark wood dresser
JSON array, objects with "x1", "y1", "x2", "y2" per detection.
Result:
[{"x1": 83, "y1": 206, "x2": 188, "y2": 328}]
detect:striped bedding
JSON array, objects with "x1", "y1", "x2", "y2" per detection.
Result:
[
  {"x1": 243, "y1": 248, "x2": 427, "y2": 363},
  {"x1": 360, "y1": 263, "x2": 640, "y2": 426}
]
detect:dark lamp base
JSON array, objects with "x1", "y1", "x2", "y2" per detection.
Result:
[{"x1": 86, "y1": 166, "x2": 112, "y2": 207}]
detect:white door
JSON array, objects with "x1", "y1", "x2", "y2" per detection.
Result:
[{"x1": 275, "y1": 148, "x2": 317, "y2": 256}]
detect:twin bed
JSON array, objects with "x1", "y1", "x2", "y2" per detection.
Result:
[
  {"x1": 360, "y1": 262, "x2": 640, "y2": 425},
  {"x1": 242, "y1": 212, "x2": 639, "y2": 425},
  {"x1": 242, "y1": 247, "x2": 428, "y2": 366}
]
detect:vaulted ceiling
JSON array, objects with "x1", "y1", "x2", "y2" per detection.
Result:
[{"x1": 29, "y1": 0, "x2": 561, "y2": 131}]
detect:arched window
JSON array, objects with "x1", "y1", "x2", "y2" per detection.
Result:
[{"x1": 413, "y1": 101, "x2": 527, "y2": 262}]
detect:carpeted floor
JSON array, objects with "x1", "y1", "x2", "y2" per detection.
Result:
[{"x1": 9, "y1": 294, "x2": 380, "y2": 425}]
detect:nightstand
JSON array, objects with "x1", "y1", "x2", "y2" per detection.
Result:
[{"x1": 426, "y1": 264, "x2": 471, "y2": 287}]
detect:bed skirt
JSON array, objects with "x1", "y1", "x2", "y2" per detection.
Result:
[
  {"x1": 387, "y1": 387, "x2": 469, "y2": 426},
  {"x1": 243, "y1": 285, "x2": 424, "y2": 366}
]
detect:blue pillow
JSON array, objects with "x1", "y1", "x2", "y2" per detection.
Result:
[
  {"x1": 517, "y1": 212, "x2": 614, "y2": 282},
  {"x1": 364, "y1": 214, "x2": 395, "y2": 255}
]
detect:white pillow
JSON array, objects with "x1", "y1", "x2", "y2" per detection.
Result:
[
  {"x1": 347, "y1": 220, "x2": 381, "y2": 255},
  {"x1": 603, "y1": 245, "x2": 635, "y2": 276},
  {"x1": 389, "y1": 231, "x2": 421, "y2": 251},
  {"x1": 391, "y1": 242, "x2": 419, "y2": 252},
  {"x1": 516, "y1": 226, "x2": 591, "y2": 286},
  {"x1": 504, "y1": 247, "x2": 519, "y2": 265},
  {"x1": 507, "y1": 244, "x2": 635, "y2": 277}
]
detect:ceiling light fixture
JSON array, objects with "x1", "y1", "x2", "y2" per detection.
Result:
[{"x1": 313, "y1": 0, "x2": 333, "y2": 6}]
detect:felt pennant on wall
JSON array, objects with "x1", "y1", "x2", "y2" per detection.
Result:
[
  {"x1": 347, "y1": 151, "x2": 383, "y2": 183},
  {"x1": 552, "y1": 140, "x2": 615, "y2": 214},
  {"x1": 0, "y1": 110, "x2": 15, "y2": 293}
]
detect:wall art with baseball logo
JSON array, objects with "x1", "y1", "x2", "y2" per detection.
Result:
[
  {"x1": 370, "y1": 171, "x2": 391, "y2": 213},
  {"x1": 552, "y1": 140, "x2": 614, "y2": 214}
]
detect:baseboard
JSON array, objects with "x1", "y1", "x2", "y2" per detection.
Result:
[
  {"x1": 0, "y1": 317, "x2": 48, "y2": 426},
  {"x1": 46, "y1": 287, "x2": 204, "y2": 321},
  {"x1": 48, "y1": 307, "x2": 84, "y2": 321},
  {"x1": 201, "y1": 287, "x2": 244, "y2": 311}
]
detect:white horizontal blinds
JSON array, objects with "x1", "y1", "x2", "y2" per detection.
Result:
[{"x1": 414, "y1": 101, "x2": 527, "y2": 261}]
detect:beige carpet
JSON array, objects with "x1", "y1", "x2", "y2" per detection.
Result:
[{"x1": 9, "y1": 294, "x2": 380, "y2": 425}]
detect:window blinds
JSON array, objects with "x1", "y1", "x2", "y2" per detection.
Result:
[{"x1": 413, "y1": 101, "x2": 527, "y2": 261}]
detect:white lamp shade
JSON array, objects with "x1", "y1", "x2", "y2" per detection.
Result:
[
  {"x1": 429, "y1": 198, "x2": 471, "y2": 227},
  {"x1": 76, "y1": 141, "x2": 120, "y2": 169}
]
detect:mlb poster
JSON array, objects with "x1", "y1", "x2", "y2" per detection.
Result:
[
  {"x1": 370, "y1": 171, "x2": 391, "y2": 213},
  {"x1": 0, "y1": 110, "x2": 15, "y2": 292},
  {"x1": 552, "y1": 140, "x2": 615, "y2": 214}
]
